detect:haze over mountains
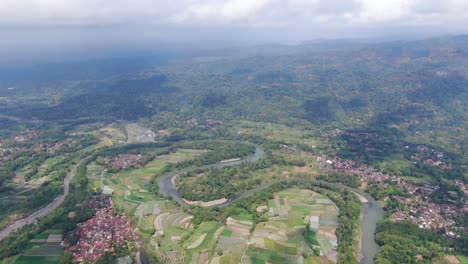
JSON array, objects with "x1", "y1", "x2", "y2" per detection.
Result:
[{"x1": 0, "y1": 1, "x2": 467, "y2": 264}]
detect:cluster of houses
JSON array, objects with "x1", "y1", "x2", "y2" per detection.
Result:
[
  {"x1": 0, "y1": 129, "x2": 39, "y2": 146},
  {"x1": 182, "y1": 118, "x2": 224, "y2": 130},
  {"x1": 388, "y1": 183, "x2": 464, "y2": 236},
  {"x1": 406, "y1": 145, "x2": 452, "y2": 169},
  {"x1": 0, "y1": 130, "x2": 77, "y2": 165},
  {"x1": 205, "y1": 118, "x2": 223, "y2": 130},
  {"x1": 32, "y1": 138, "x2": 76, "y2": 154},
  {"x1": 317, "y1": 155, "x2": 396, "y2": 183},
  {"x1": 317, "y1": 154, "x2": 467, "y2": 237},
  {"x1": 453, "y1": 180, "x2": 468, "y2": 195},
  {"x1": 67, "y1": 198, "x2": 141, "y2": 262},
  {"x1": 11, "y1": 130, "x2": 40, "y2": 143},
  {"x1": 0, "y1": 146, "x2": 26, "y2": 163},
  {"x1": 182, "y1": 118, "x2": 199, "y2": 127},
  {"x1": 101, "y1": 154, "x2": 148, "y2": 170}
]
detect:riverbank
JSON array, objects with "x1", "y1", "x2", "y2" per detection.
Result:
[
  {"x1": 157, "y1": 144, "x2": 384, "y2": 263},
  {"x1": 346, "y1": 187, "x2": 384, "y2": 264}
]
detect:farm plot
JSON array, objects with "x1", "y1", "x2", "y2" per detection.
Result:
[
  {"x1": 154, "y1": 219, "x2": 221, "y2": 263},
  {"x1": 148, "y1": 200, "x2": 196, "y2": 257},
  {"x1": 107, "y1": 149, "x2": 207, "y2": 195},
  {"x1": 246, "y1": 188, "x2": 339, "y2": 263},
  {"x1": 213, "y1": 217, "x2": 253, "y2": 264},
  {"x1": 13, "y1": 231, "x2": 64, "y2": 264},
  {"x1": 106, "y1": 148, "x2": 208, "y2": 227},
  {"x1": 74, "y1": 123, "x2": 126, "y2": 149},
  {"x1": 183, "y1": 221, "x2": 223, "y2": 251},
  {"x1": 13, "y1": 256, "x2": 60, "y2": 264}
]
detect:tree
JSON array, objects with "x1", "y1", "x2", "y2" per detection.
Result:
[{"x1": 59, "y1": 251, "x2": 73, "y2": 264}]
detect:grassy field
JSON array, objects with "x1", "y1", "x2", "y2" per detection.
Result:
[
  {"x1": 12, "y1": 232, "x2": 64, "y2": 264},
  {"x1": 245, "y1": 246, "x2": 296, "y2": 264},
  {"x1": 13, "y1": 256, "x2": 60, "y2": 264},
  {"x1": 22, "y1": 242, "x2": 63, "y2": 256},
  {"x1": 457, "y1": 255, "x2": 468, "y2": 264},
  {"x1": 37, "y1": 156, "x2": 67, "y2": 176},
  {"x1": 230, "y1": 121, "x2": 321, "y2": 149},
  {"x1": 86, "y1": 162, "x2": 105, "y2": 177},
  {"x1": 221, "y1": 229, "x2": 233, "y2": 237},
  {"x1": 184, "y1": 221, "x2": 223, "y2": 251}
]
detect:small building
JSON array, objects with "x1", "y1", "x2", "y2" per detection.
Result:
[
  {"x1": 102, "y1": 186, "x2": 114, "y2": 195},
  {"x1": 309, "y1": 215, "x2": 320, "y2": 232},
  {"x1": 47, "y1": 234, "x2": 63, "y2": 243}
]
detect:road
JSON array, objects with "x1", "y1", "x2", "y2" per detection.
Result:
[{"x1": 0, "y1": 167, "x2": 73, "y2": 241}]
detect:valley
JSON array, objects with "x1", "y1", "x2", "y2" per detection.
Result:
[{"x1": 0, "y1": 35, "x2": 467, "y2": 264}]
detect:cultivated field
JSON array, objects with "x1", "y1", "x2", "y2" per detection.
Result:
[
  {"x1": 106, "y1": 148, "x2": 207, "y2": 214},
  {"x1": 213, "y1": 217, "x2": 253, "y2": 264},
  {"x1": 244, "y1": 188, "x2": 338, "y2": 264},
  {"x1": 12, "y1": 230, "x2": 63, "y2": 264},
  {"x1": 102, "y1": 146, "x2": 218, "y2": 263}
]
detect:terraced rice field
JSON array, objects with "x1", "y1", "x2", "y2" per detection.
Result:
[
  {"x1": 13, "y1": 256, "x2": 60, "y2": 264},
  {"x1": 12, "y1": 231, "x2": 64, "y2": 264},
  {"x1": 213, "y1": 217, "x2": 253, "y2": 263},
  {"x1": 245, "y1": 188, "x2": 338, "y2": 263},
  {"x1": 184, "y1": 221, "x2": 223, "y2": 251},
  {"x1": 107, "y1": 149, "x2": 206, "y2": 196},
  {"x1": 103, "y1": 147, "x2": 207, "y2": 257},
  {"x1": 106, "y1": 149, "x2": 207, "y2": 224}
]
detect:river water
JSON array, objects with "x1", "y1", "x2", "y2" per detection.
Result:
[
  {"x1": 157, "y1": 145, "x2": 383, "y2": 263},
  {"x1": 337, "y1": 185, "x2": 385, "y2": 264},
  {"x1": 156, "y1": 145, "x2": 264, "y2": 206}
]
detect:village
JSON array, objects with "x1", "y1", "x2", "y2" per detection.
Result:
[
  {"x1": 0, "y1": 130, "x2": 79, "y2": 165},
  {"x1": 317, "y1": 154, "x2": 467, "y2": 238},
  {"x1": 100, "y1": 153, "x2": 151, "y2": 170},
  {"x1": 66, "y1": 197, "x2": 141, "y2": 263}
]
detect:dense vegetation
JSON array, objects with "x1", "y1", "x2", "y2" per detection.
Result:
[
  {"x1": 0, "y1": 158, "x2": 94, "y2": 259},
  {"x1": 176, "y1": 149, "x2": 305, "y2": 201},
  {"x1": 172, "y1": 141, "x2": 256, "y2": 169},
  {"x1": 375, "y1": 221, "x2": 465, "y2": 263},
  {"x1": 1, "y1": 35, "x2": 467, "y2": 263},
  {"x1": 317, "y1": 172, "x2": 361, "y2": 188}
]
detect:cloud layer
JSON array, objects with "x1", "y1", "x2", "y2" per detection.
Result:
[
  {"x1": 1, "y1": 0, "x2": 467, "y2": 28},
  {"x1": 0, "y1": 0, "x2": 467, "y2": 66}
]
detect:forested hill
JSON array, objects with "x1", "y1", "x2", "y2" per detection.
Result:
[{"x1": 1, "y1": 35, "x2": 467, "y2": 150}]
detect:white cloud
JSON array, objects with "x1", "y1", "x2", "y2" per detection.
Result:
[
  {"x1": 357, "y1": 0, "x2": 410, "y2": 23},
  {"x1": 170, "y1": 0, "x2": 270, "y2": 24},
  {"x1": 222, "y1": 0, "x2": 270, "y2": 21},
  {"x1": 0, "y1": 0, "x2": 466, "y2": 30}
]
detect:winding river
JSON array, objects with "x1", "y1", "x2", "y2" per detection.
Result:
[
  {"x1": 157, "y1": 145, "x2": 384, "y2": 264},
  {"x1": 156, "y1": 145, "x2": 265, "y2": 206}
]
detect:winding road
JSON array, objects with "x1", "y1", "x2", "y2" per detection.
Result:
[{"x1": 0, "y1": 165, "x2": 74, "y2": 241}]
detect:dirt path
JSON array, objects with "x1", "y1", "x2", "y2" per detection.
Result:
[
  {"x1": 187, "y1": 233, "x2": 207, "y2": 249},
  {"x1": 154, "y1": 213, "x2": 170, "y2": 233}
]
